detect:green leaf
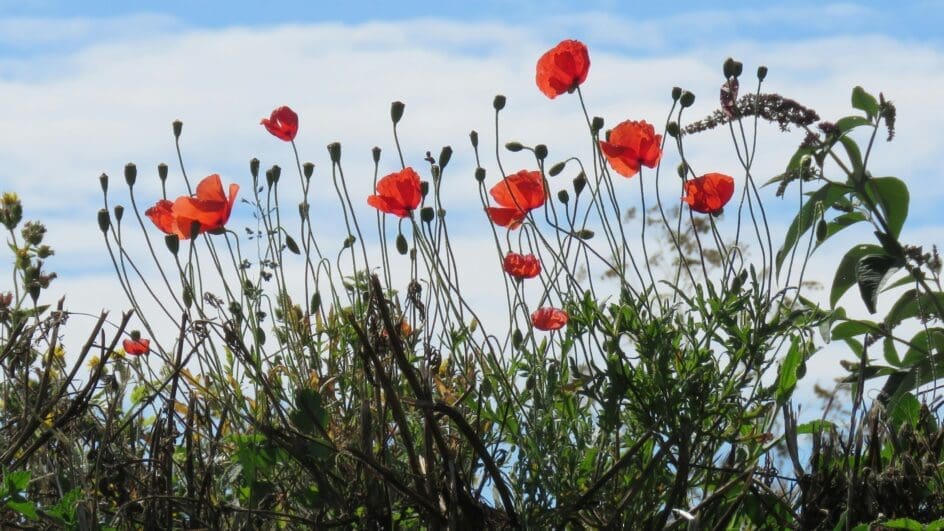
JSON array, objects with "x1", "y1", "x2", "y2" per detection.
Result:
[
  {"x1": 881, "y1": 517, "x2": 924, "y2": 530},
  {"x1": 814, "y1": 212, "x2": 867, "y2": 250},
  {"x1": 777, "y1": 182, "x2": 851, "y2": 276},
  {"x1": 883, "y1": 336, "x2": 901, "y2": 367},
  {"x1": 290, "y1": 388, "x2": 328, "y2": 435},
  {"x1": 830, "y1": 244, "x2": 883, "y2": 308},
  {"x1": 3, "y1": 470, "x2": 30, "y2": 493},
  {"x1": 880, "y1": 328, "x2": 944, "y2": 401},
  {"x1": 776, "y1": 337, "x2": 802, "y2": 405},
  {"x1": 866, "y1": 176, "x2": 909, "y2": 239},
  {"x1": 796, "y1": 419, "x2": 836, "y2": 434},
  {"x1": 856, "y1": 254, "x2": 902, "y2": 313},
  {"x1": 830, "y1": 320, "x2": 877, "y2": 342},
  {"x1": 5, "y1": 499, "x2": 38, "y2": 520},
  {"x1": 835, "y1": 115, "x2": 871, "y2": 133},
  {"x1": 851, "y1": 86, "x2": 879, "y2": 120},
  {"x1": 838, "y1": 136, "x2": 864, "y2": 176},
  {"x1": 885, "y1": 289, "x2": 944, "y2": 330},
  {"x1": 887, "y1": 392, "x2": 921, "y2": 429}
]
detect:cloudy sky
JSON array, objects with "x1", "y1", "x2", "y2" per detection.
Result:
[{"x1": 1, "y1": 1, "x2": 942, "y2": 406}]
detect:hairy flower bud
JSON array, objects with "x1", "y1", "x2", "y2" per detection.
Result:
[
  {"x1": 671, "y1": 86, "x2": 683, "y2": 101},
  {"x1": 303, "y1": 161, "x2": 314, "y2": 179},
  {"x1": 591, "y1": 116, "x2": 604, "y2": 135},
  {"x1": 505, "y1": 141, "x2": 524, "y2": 152},
  {"x1": 124, "y1": 163, "x2": 137, "y2": 187},
  {"x1": 493, "y1": 94, "x2": 506, "y2": 111},
  {"x1": 249, "y1": 158, "x2": 260, "y2": 179},
  {"x1": 97, "y1": 209, "x2": 110, "y2": 233},
  {"x1": 723, "y1": 57, "x2": 743, "y2": 79},
  {"x1": 469, "y1": 130, "x2": 479, "y2": 149},
  {"x1": 113, "y1": 205, "x2": 124, "y2": 224},
  {"x1": 439, "y1": 146, "x2": 453, "y2": 170},
  {"x1": 474, "y1": 167, "x2": 486, "y2": 183},
  {"x1": 390, "y1": 101, "x2": 405, "y2": 124},
  {"x1": 165, "y1": 234, "x2": 179, "y2": 255},
  {"x1": 99, "y1": 173, "x2": 109, "y2": 195},
  {"x1": 757, "y1": 65, "x2": 768, "y2": 81},
  {"x1": 327, "y1": 142, "x2": 342, "y2": 164},
  {"x1": 534, "y1": 144, "x2": 548, "y2": 160},
  {"x1": 172, "y1": 119, "x2": 183, "y2": 139},
  {"x1": 420, "y1": 206, "x2": 435, "y2": 223},
  {"x1": 680, "y1": 91, "x2": 696, "y2": 108},
  {"x1": 157, "y1": 163, "x2": 168, "y2": 182},
  {"x1": 548, "y1": 161, "x2": 566, "y2": 176},
  {"x1": 557, "y1": 190, "x2": 570, "y2": 204}
]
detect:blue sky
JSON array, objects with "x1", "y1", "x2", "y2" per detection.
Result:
[{"x1": 0, "y1": 1, "x2": 942, "y2": 401}]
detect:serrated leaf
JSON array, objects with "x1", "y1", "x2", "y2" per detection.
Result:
[
  {"x1": 866, "y1": 176, "x2": 909, "y2": 238},
  {"x1": 851, "y1": 86, "x2": 879, "y2": 119},
  {"x1": 4, "y1": 470, "x2": 30, "y2": 492},
  {"x1": 5, "y1": 499, "x2": 38, "y2": 520},
  {"x1": 830, "y1": 244, "x2": 883, "y2": 308},
  {"x1": 856, "y1": 254, "x2": 901, "y2": 313}
]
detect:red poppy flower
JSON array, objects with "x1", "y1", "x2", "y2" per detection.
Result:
[
  {"x1": 261, "y1": 106, "x2": 299, "y2": 142},
  {"x1": 145, "y1": 174, "x2": 239, "y2": 239},
  {"x1": 123, "y1": 337, "x2": 150, "y2": 356},
  {"x1": 531, "y1": 307, "x2": 569, "y2": 331},
  {"x1": 367, "y1": 167, "x2": 422, "y2": 218},
  {"x1": 536, "y1": 39, "x2": 590, "y2": 99},
  {"x1": 683, "y1": 173, "x2": 735, "y2": 214},
  {"x1": 503, "y1": 252, "x2": 541, "y2": 279},
  {"x1": 486, "y1": 170, "x2": 545, "y2": 229},
  {"x1": 599, "y1": 120, "x2": 663, "y2": 178}
]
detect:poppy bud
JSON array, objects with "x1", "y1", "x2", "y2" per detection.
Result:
[
  {"x1": 666, "y1": 121, "x2": 680, "y2": 138},
  {"x1": 469, "y1": 130, "x2": 479, "y2": 149},
  {"x1": 299, "y1": 201, "x2": 309, "y2": 218},
  {"x1": 97, "y1": 209, "x2": 110, "y2": 233},
  {"x1": 493, "y1": 94, "x2": 506, "y2": 111},
  {"x1": 680, "y1": 91, "x2": 696, "y2": 108},
  {"x1": 439, "y1": 146, "x2": 453, "y2": 170},
  {"x1": 371, "y1": 147, "x2": 381, "y2": 164},
  {"x1": 395, "y1": 233, "x2": 408, "y2": 255},
  {"x1": 158, "y1": 163, "x2": 168, "y2": 182},
  {"x1": 677, "y1": 163, "x2": 688, "y2": 179},
  {"x1": 591, "y1": 116, "x2": 605, "y2": 134},
  {"x1": 310, "y1": 292, "x2": 321, "y2": 313},
  {"x1": 505, "y1": 141, "x2": 524, "y2": 152},
  {"x1": 124, "y1": 163, "x2": 137, "y2": 187},
  {"x1": 573, "y1": 172, "x2": 587, "y2": 196},
  {"x1": 250, "y1": 158, "x2": 260, "y2": 179},
  {"x1": 534, "y1": 144, "x2": 548, "y2": 160},
  {"x1": 99, "y1": 173, "x2": 108, "y2": 194},
  {"x1": 266, "y1": 165, "x2": 281, "y2": 188},
  {"x1": 390, "y1": 101, "x2": 405, "y2": 124},
  {"x1": 574, "y1": 229, "x2": 594, "y2": 239},
  {"x1": 172, "y1": 120, "x2": 183, "y2": 139},
  {"x1": 548, "y1": 161, "x2": 566, "y2": 176},
  {"x1": 557, "y1": 190, "x2": 570, "y2": 204},
  {"x1": 474, "y1": 167, "x2": 486, "y2": 182},
  {"x1": 182, "y1": 285, "x2": 193, "y2": 309},
  {"x1": 303, "y1": 162, "x2": 314, "y2": 179},
  {"x1": 671, "y1": 86, "x2": 683, "y2": 101},
  {"x1": 420, "y1": 181, "x2": 429, "y2": 198},
  {"x1": 512, "y1": 329, "x2": 523, "y2": 349},
  {"x1": 165, "y1": 234, "x2": 179, "y2": 255},
  {"x1": 757, "y1": 65, "x2": 768, "y2": 81},
  {"x1": 343, "y1": 235, "x2": 356, "y2": 249},
  {"x1": 723, "y1": 57, "x2": 743, "y2": 79},
  {"x1": 420, "y1": 207, "x2": 435, "y2": 223},
  {"x1": 327, "y1": 142, "x2": 342, "y2": 164},
  {"x1": 430, "y1": 165, "x2": 440, "y2": 182},
  {"x1": 113, "y1": 205, "x2": 124, "y2": 224},
  {"x1": 285, "y1": 235, "x2": 300, "y2": 255},
  {"x1": 816, "y1": 218, "x2": 827, "y2": 242}
]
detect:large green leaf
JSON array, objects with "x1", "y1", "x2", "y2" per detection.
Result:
[
  {"x1": 884, "y1": 289, "x2": 944, "y2": 330},
  {"x1": 851, "y1": 85, "x2": 879, "y2": 120},
  {"x1": 856, "y1": 254, "x2": 902, "y2": 314},
  {"x1": 777, "y1": 182, "x2": 852, "y2": 276},
  {"x1": 776, "y1": 337, "x2": 803, "y2": 405},
  {"x1": 813, "y1": 211, "x2": 867, "y2": 251},
  {"x1": 830, "y1": 244, "x2": 883, "y2": 308},
  {"x1": 866, "y1": 176, "x2": 909, "y2": 238}
]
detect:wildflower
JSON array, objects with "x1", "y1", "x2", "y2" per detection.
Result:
[
  {"x1": 261, "y1": 106, "x2": 299, "y2": 142},
  {"x1": 367, "y1": 167, "x2": 423, "y2": 218},
  {"x1": 145, "y1": 174, "x2": 239, "y2": 239},
  {"x1": 683, "y1": 173, "x2": 735, "y2": 214},
  {"x1": 600, "y1": 120, "x2": 662, "y2": 178},
  {"x1": 486, "y1": 170, "x2": 545, "y2": 229},
  {"x1": 123, "y1": 330, "x2": 150, "y2": 356},
  {"x1": 503, "y1": 252, "x2": 541, "y2": 279},
  {"x1": 531, "y1": 307, "x2": 569, "y2": 331},
  {"x1": 536, "y1": 39, "x2": 590, "y2": 99}
]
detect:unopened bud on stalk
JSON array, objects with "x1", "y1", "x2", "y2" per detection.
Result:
[
  {"x1": 430, "y1": 165, "x2": 440, "y2": 182},
  {"x1": 266, "y1": 165, "x2": 281, "y2": 187},
  {"x1": 666, "y1": 122, "x2": 680, "y2": 138},
  {"x1": 327, "y1": 142, "x2": 342, "y2": 164},
  {"x1": 343, "y1": 235, "x2": 356, "y2": 249},
  {"x1": 557, "y1": 190, "x2": 570, "y2": 204},
  {"x1": 158, "y1": 163, "x2": 168, "y2": 182},
  {"x1": 534, "y1": 144, "x2": 548, "y2": 160},
  {"x1": 505, "y1": 141, "x2": 524, "y2": 152},
  {"x1": 395, "y1": 233, "x2": 408, "y2": 255},
  {"x1": 757, "y1": 65, "x2": 768, "y2": 81},
  {"x1": 671, "y1": 86, "x2": 683, "y2": 101},
  {"x1": 371, "y1": 147, "x2": 381, "y2": 164},
  {"x1": 549, "y1": 161, "x2": 566, "y2": 176},
  {"x1": 723, "y1": 57, "x2": 743, "y2": 79},
  {"x1": 591, "y1": 116, "x2": 604, "y2": 135},
  {"x1": 474, "y1": 167, "x2": 486, "y2": 182},
  {"x1": 172, "y1": 120, "x2": 183, "y2": 139},
  {"x1": 677, "y1": 163, "x2": 688, "y2": 179},
  {"x1": 420, "y1": 207, "x2": 435, "y2": 223},
  {"x1": 680, "y1": 91, "x2": 696, "y2": 108},
  {"x1": 124, "y1": 163, "x2": 137, "y2": 187},
  {"x1": 303, "y1": 161, "x2": 314, "y2": 179},
  {"x1": 299, "y1": 201, "x2": 309, "y2": 218},
  {"x1": 439, "y1": 146, "x2": 453, "y2": 170},
  {"x1": 469, "y1": 130, "x2": 479, "y2": 148},
  {"x1": 390, "y1": 101, "x2": 405, "y2": 124},
  {"x1": 573, "y1": 172, "x2": 587, "y2": 196},
  {"x1": 97, "y1": 209, "x2": 110, "y2": 233},
  {"x1": 250, "y1": 158, "x2": 260, "y2": 179},
  {"x1": 420, "y1": 181, "x2": 429, "y2": 198},
  {"x1": 113, "y1": 205, "x2": 124, "y2": 224},
  {"x1": 165, "y1": 234, "x2": 179, "y2": 255},
  {"x1": 99, "y1": 173, "x2": 108, "y2": 194},
  {"x1": 493, "y1": 94, "x2": 506, "y2": 111}
]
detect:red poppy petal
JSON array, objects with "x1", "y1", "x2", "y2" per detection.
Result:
[
  {"x1": 368, "y1": 195, "x2": 409, "y2": 218},
  {"x1": 531, "y1": 307, "x2": 569, "y2": 331},
  {"x1": 195, "y1": 174, "x2": 226, "y2": 203},
  {"x1": 145, "y1": 200, "x2": 177, "y2": 235},
  {"x1": 487, "y1": 207, "x2": 527, "y2": 229}
]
